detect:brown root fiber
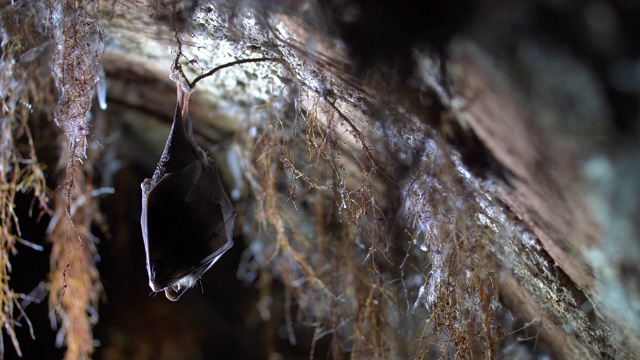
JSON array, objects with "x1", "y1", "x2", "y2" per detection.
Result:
[
  {"x1": 3, "y1": 1, "x2": 639, "y2": 359},
  {"x1": 1, "y1": 0, "x2": 106, "y2": 358},
  {"x1": 0, "y1": 2, "x2": 50, "y2": 357},
  {"x1": 45, "y1": 1, "x2": 106, "y2": 359}
]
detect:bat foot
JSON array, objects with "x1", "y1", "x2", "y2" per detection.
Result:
[{"x1": 175, "y1": 79, "x2": 191, "y2": 121}]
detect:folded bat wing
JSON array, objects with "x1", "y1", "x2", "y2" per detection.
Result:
[{"x1": 141, "y1": 82, "x2": 236, "y2": 301}]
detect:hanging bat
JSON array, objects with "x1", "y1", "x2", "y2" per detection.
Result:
[{"x1": 141, "y1": 80, "x2": 236, "y2": 301}]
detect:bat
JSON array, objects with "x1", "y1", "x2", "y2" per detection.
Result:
[{"x1": 141, "y1": 80, "x2": 236, "y2": 301}]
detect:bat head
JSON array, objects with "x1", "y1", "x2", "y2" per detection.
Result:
[{"x1": 153, "y1": 251, "x2": 226, "y2": 301}]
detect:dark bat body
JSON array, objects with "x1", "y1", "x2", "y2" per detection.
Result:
[{"x1": 141, "y1": 82, "x2": 236, "y2": 301}]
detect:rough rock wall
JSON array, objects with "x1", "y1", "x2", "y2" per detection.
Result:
[
  {"x1": 1, "y1": 0, "x2": 639, "y2": 359},
  {"x1": 100, "y1": 1, "x2": 640, "y2": 358}
]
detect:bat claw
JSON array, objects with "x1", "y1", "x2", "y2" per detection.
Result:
[{"x1": 174, "y1": 80, "x2": 191, "y2": 124}]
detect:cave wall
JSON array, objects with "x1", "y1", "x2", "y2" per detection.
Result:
[{"x1": 1, "y1": 0, "x2": 639, "y2": 359}]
